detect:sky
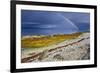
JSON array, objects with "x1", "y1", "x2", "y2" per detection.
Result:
[{"x1": 21, "y1": 10, "x2": 90, "y2": 36}]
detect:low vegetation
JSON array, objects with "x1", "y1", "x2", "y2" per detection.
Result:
[{"x1": 21, "y1": 32, "x2": 82, "y2": 48}]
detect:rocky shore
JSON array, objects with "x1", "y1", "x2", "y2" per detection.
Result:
[{"x1": 21, "y1": 32, "x2": 90, "y2": 63}]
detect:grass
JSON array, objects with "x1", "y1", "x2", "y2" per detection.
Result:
[{"x1": 21, "y1": 32, "x2": 82, "y2": 48}]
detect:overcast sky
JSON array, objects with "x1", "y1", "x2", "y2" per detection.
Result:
[{"x1": 21, "y1": 10, "x2": 90, "y2": 35}]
